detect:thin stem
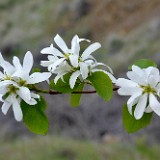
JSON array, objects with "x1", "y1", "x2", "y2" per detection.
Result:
[{"x1": 31, "y1": 86, "x2": 119, "y2": 95}]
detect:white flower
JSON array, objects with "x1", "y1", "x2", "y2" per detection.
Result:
[
  {"x1": 12, "y1": 51, "x2": 51, "y2": 85},
  {"x1": 41, "y1": 34, "x2": 90, "y2": 72},
  {"x1": 0, "y1": 52, "x2": 51, "y2": 121},
  {"x1": 116, "y1": 65, "x2": 160, "y2": 120}
]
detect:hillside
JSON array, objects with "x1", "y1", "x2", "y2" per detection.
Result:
[{"x1": 0, "y1": 0, "x2": 160, "y2": 141}]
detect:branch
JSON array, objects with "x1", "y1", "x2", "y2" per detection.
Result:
[{"x1": 32, "y1": 86, "x2": 119, "y2": 95}]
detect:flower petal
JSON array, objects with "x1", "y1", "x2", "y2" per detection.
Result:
[
  {"x1": 49, "y1": 58, "x2": 65, "y2": 72},
  {"x1": 116, "y1": 78, "x2": 137, "y2": 87},
  {"x1": 127, "y1": 92, "x2": 141, "y2": 114},
  {"x1": 149, "y1": 93, "x2": 160, "y2": 116},
  {"x1": 41, "y1": 44, "x2": 64, "y2": 57},
  {"x1": 145, "y1": 105, "x2": 153, "y2": 113},
  {"x1": 79, "y1": 62, "x2": 89, "y2": 79},
  {"x1": 81, "y1": 42, "x2": 101, "y2": 60},
  {"x1": 132, "y1": 65, "x2": 144, "y2": 77},
  {"x1": 31, "y1": 92, "x2": 40, "y2": 99},
  {"x1": 134, "y1": 94, "x2": 148, "y2": 120},
  {"x1": 17, "y1": 86, "x2": 31, "y2": 102},
  {"x1": 13, "y1": 56, "x2": 22, "y2": 70},
  {"x1": 127, "y1": 71, "x2": 147, "y2": 85},
  {"x1": 69, "y1": 55, "x2": 79, "y2": 68},
  {"x1": 69, "y1": 71, "x2": 81, "y2": 89},
  {"x1": 23, "y1": 51, "x2": 33, "y2": 74},
  {"x1": 54, "y1": 34, "x2": 69, "y2": 53},
  {"x1": 9, "y1": 95, "x2": 23, "y2": 121},
  {"x1": 0, "y1": 53, "x2": 15, "y2": 75},
  {"x1": 54, "y1": 72, "x2": 67, "y2": 84},
  {"x1": 118, "y1": 87, "x2": 142, "y2": 96},
  {"x1": 71, "y1": 35, "x2": 80, "y2": 56},
  {"x1": 28, "y1": 72, "x2": 51, "y2": 84},
  {"x1": 1, "y1": 102, "x2": 11, "y2": 115}
]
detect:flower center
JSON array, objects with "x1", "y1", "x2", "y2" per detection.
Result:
[
  {"x1": 18, "y1": 79, "x2": 26, "y2": 86},
  {"x1": 7, "y1": 85, "x2": 19, "y2": 94},
  {"x1": 64, "y1": 53, "x2": 70, "y2": 59},
  {"x1": 140, "y1": 85, "x2": 156, "y2": 94}
]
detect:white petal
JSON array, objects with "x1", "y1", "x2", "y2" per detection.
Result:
[
  {"x1": 0, "y1": 80, "x2": 18, "y2": 87},
  {"x1": 11, "y1": 96, "x2": 23, "y2": 121},
  {"x1": 50, "y1": 58, "x2": 65, "y2": 72},
  {"x1": 148, "y1": 75, "x2": 158, "y2": 88},
  {"x1": 79, "y1": 62, "x2": 89, "y2": 79},
  {"x1": 149, "y1": 93, "x2": 160, "y2": 116},
  {"x1": 145, "y1": 105, "x2": 153, "y2": 113},
  {"x1": 69, "y1": 71, "x2": 81, "y2": 89},
  {"x1": 118, "y1": 87, "x2": 142, "y2": 96},
  {"x1": 41, "y1": 44, "x2": 64, "y2": 57},
  {"x1": 0, "y1": 71, "x2": 4, "y2": 78},
  {"x1": 1, "y1": 102, "x2": 11, "y2": 115},
  {"x1": 31, "y1": 92, "x2": 40, "y2": 99},
  {"x1": 127, "y1": 92, "x2": 141, "y2": 114},
  {"x1": 95, "y1": 63, "x2": 114, "y2": 74},
  {"x1": 54, "y1": 34, "x2": 69, "y2": 53},
  {"x1": 28, "y1": 72, "x2": 51, "y2": 84},
  {"x1": 54, "y1": 72, "x2": 67, "y2": 84},
  {"x1": 81, "y1": 42, "x2": 101, "y2": 60},
  {"x1": 115, "y1": 78, "x2": 137, "y2": 87},
  {"x1": 132, "y1": 65, "x2": 144, "y2": 77},
  {"x1": 13, "y1": 56, "x2": 22, "y2": 70},
  {"x1": 69, "y1": 55, "x2": 79, "y2": 68},
  {"x1": 79, "y1": 38, "x2": 91, "y2": 43},
  {"x1": 23, "y1": 51, "x2": 33, "y2": 74},
  {"x1": 71, "y1": 35, "x2": 80, "y2": 56},
  {"x1": 0, "y1": 53, "x2": 15, "y2": 75},
  {"x1": 40, "y1": 60, "x2": 54, "y2": 67},
  {"x1": 127, "y1": 71, "x2": 147, "y2": 85},
  {"x1": 134, "y1": 94, "x2": 148, "y2": 120},
  {"x1": 17, "y1": 86, "x2": 31, "y2": 102}
]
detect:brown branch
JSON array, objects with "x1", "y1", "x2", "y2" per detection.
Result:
[{"x1": 47, "y1": 86, "x2": 119, "y2": 95}]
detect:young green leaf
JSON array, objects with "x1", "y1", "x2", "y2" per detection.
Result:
[
  {"x1": 129, "y1": 59, "x2": 157, "y2": 70},
  {"x1": 88, "y1": 71, "x2": 113, "y2": 101},
  {"x1": 70, "y1": 83, "x2": 84, "y2": 107},
  {"x1": 122, "y1": 104, "x2": 152, "y2": 133},
  {"x1": 21, "y1": 96, "x2": 49, "y2": 135}
]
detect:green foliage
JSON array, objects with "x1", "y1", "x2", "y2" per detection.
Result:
[
  {"x1": 21, "y1": 96, "x2": 49, "y2": 135},
  {"x1": 122, "y1": 104, "x2": 152, "y2": 133},
  {"x1": 88, "y1": 71, "x2": 113, "y2": 101},
  {"x1": 70, "y1": 83, "x2": 84, "y2": 107},
  {"x1": 129, "y1": 59, "x2": 157, "y2": 69},
  {"x1": 32, "y1": 68, "x2": 41, "y2": 73},
  {"x1": 50, "y1": 74, "x2": 79, "y2": 93}
]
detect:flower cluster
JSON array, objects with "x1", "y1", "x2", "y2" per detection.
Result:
[
  {"x1": 0, "y1": 52, "x2": 51, "y2": 121},
  {"x1": 40, "y1": 34, "x2": 116, "y2": 88},
  {"x1": 116, "y1": 65, "x2": 160, "y2": 119}
]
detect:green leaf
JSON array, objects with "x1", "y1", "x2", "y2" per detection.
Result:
[
  {"x1": 32, "y1": 68, "x2": 41, "y2": 73},
  {"x1": 70, "y1": 83, "x2": 84, "y2": 107},
  {"x1": 122, "y1": 104, "x2": 152, "y2": 133},
  {"x1": 21, "y1": 96, "x2": 49, "y2": 135},
  {"x1": 50, "y1": 74, "x2": 78, "y2": 93},
  {"x1": 129, "y1": 59, "x2": 157, "y2": 69},
  {"x1": 88, "y1": 71, "x2": 113, "y2": 101}
]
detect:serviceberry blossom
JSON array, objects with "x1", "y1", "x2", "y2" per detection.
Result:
[
  {"x1": 116, "y1": 65, "x2": 160, "y2": 120},
  {"x1": 0, "y1": 52, "x2": 51, "y2": 121},
  {"x1": 41, "y1": 34, "x2": 115, "y2": 88}
]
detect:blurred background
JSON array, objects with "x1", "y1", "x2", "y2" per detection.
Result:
[{"x1": 0, "y1": 0, "x2": 160, "y2": 159}]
